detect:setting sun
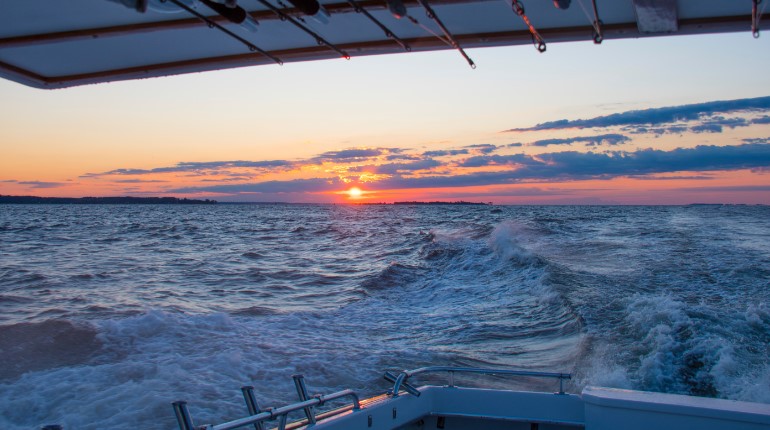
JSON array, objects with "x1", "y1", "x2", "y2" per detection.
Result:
[{"x1": 347, "y1": 187, "x2": 363, "y2": 199}]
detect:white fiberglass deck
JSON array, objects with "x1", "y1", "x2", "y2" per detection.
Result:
[
  {"x1": 329, "y1": 386, "x2": 770, "y2": 430},
  {"x1": 170, "y1": 367, "x2": 770, "y2": 430}
]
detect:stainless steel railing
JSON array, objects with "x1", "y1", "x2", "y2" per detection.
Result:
[
  {"x1": 385, "y1": 366, "x2": 572, "y2": 396},
  {"x1": 173, "y1": 366, "x2": 571, "y2": 430},
  {"x1": 173, "y1": 375, "x2": 360, "y2": 430}
]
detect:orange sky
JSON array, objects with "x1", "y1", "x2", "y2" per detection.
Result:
[
  {"x1": 1, "y1": 34, "x2": 769, "y2": 204},
  {"x1": 2, "y1": 108, "x2": 768, "y2": 204}
]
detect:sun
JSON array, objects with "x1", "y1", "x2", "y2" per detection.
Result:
[{"x1": 347, "y1": 187, "x2": 363, "y2": 199}]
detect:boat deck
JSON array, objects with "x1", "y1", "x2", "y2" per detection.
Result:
[{"x1": 169, "y1": 367, "x2": 770, "y2": 430}]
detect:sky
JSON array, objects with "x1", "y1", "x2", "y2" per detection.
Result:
[{"x1": 1, "y1": 31, "x2": 770, "y2": 204}]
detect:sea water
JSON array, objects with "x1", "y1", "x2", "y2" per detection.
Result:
[{"x1": 0, "y1": 204, "x2": 768, "y2": 429}]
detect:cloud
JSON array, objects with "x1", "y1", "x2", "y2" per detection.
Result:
[
  {"x1": 16, "y1": 181, "x2": 67, "y2": 189},
  {"x1": 386, "y1": 154, "x2": 422, "y2": 161},
  {"x1": 314, "y1": 148, "x2": 385, "y2": 162},
  {"x1": 200, "y1": 177, "x2": 253, "y2": 182},
  {"x1": 423, "y1": 149, "x2": 469, "y2": 157},
  {"x1": 378, "y1": 143, "x2": 770, "y2": 189},
  {"x1": 629, "y1": 118, "x2": 752, "y2": 136},
  {"x1": 156, "y1": 143, "x2": 770, "y2": 197},
  {"x1": 425, "y1": 188, "x2": 572, "y2": 198},
  {"x1": 85, "y1": 160, "x2": 293, "y2": 177},
  {"x1": 505, "y1": 96, "x2": 770, "y2": 132},
  {"x1": 627, "y1": 125, "x2": 688, "y2": 135},
  {"x1": 85, "y1": 147, "x2": 411, "y2": 180},
  {"x1": 690, "y1": 124, "x2": 723, "y2": 133},
  {"x1": 458, "y1": 154, "x2": 536, "y2": 168},
  {"x1": 532, "y1": 143, "x2": 770, "y2": 177},
  {"x1": 530, "y1": 134, "x2": 630, "y2": 147},
  {"x1": 370, "y1": 159, "x2": 442, "y2": 174},
  {"x1": 705, "y1": 117, "x2": 750, "y2": 128},
  {"x1": 113, "y1": 179, "x2": 170, "y2": 183},
  {"x1": 627, "y1": 175, "x2": 714, "y2": 180},
  {"x1": 179, "y1": 161, "x2": 292, "y2": 169},
  {"x1": 752, "y1": 116, "x2": 770, "y2": 124},
  {"x1": 174, "y1": 177, "x2": 343, "y2": 194},
  {"x1": 463, "y1": 144, "x2": 498, "y2": 154},
  {"x1": 679, "y1": 185, "x2": 770, "y2": 192},
  {"x1": 690, "y1": 117, "x2": 750, "y2": 133}
]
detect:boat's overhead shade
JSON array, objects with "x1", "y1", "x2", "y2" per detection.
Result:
[{"x1": 0, "y1": 0, "x2": 765, "y2": 89}]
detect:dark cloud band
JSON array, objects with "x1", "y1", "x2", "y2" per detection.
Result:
[{"x1": 505, "y1": 96, "x2": 770, "y2": 132}]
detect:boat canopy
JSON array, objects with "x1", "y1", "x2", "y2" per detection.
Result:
[{"x1": 0, "y1": 0, "x2": 766, "y2": 89}]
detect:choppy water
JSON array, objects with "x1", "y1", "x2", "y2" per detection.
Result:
[{"x1": 0, "y1": 204, "x2": 769, "y2": 429}]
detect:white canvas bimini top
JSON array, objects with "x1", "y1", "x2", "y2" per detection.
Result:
[{"x1": 0, "y1": 0, "x2": 766, "y2": 89}]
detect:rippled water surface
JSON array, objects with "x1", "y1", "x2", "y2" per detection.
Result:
[{"x1": 1, "y1": 204, "x2": 769, "y2": 429}]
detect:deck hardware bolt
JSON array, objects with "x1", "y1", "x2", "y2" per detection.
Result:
[
  {"x1": 392, "y1": 407, "x2": 397, "y2": 419},
  {"x1": 368, "y1": 415, "x2": 373, "y2": 427}
]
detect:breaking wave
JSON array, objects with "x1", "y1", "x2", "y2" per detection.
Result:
[{"x1": 0, "y1": 204, "x2": 768, "y2": 429}]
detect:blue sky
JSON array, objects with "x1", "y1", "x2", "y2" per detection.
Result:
[{"x1": 1, "y1": 31, "x2": 769, "y2": 203}]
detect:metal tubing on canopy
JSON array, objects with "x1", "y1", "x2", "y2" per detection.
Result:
[
  {"x1": 413, "y1": 0, "x2": 476, "y2": 67},
  {"x1": 346, "y1": 0, "x2": 411, "y2": 51},
  {"x1": 510, "y1": 0, "x2": 546, "y2": 52},
  {"x1": 164, "y1": 0, "x2": 283, "y2": 64},
  {"x1": 256, "y1": 0, "x2": 351, "y2": 59}
]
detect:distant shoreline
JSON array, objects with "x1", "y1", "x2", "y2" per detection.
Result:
[
  {"x1": 0, "y1": 195, "x2": 491, "y2": 206},
  {"x1": 362, "y1": 201, "x2": 491, "y2": 206},
  {"x1": 0, "y1": 195, "x2": 764, "y2": 206},
  {"x1": 0, "y1": 195, "x2": 217, "y2": 204}
]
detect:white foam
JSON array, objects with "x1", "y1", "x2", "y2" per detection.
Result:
[
  {"x1": 0, "y1": 310, "x2": 392, "y2": 429},
  {"x1": 488, "y1": 221, "x2": 538, "y2": 265},
  {"x1": 575, "y1": 340, "x2": 633, "y2": 390},
  {"x1": 580, "y1": 293, "x2": 770, "y2": 404}
]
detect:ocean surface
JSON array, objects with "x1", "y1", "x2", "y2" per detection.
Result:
[{"x1": 1, "y1": 204, "x2": 769, "y2": 429}]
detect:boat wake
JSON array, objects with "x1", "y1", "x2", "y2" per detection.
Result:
[{"x1": 1, "y1": 205, "x2": 768, "y2": 429}]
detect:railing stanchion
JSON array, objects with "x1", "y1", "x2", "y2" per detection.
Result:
[
  {"x1": 173, "y1": 388, "x2": 360, "y2": 430},
  {"x1": 241, "y1": 386, "x2": 265, "y2": 430},
  {"x1": 293, "y1": 374, "x2": 317, "y2": 425},
  {"x1": 172, "y1": 401, "x2": 196, "y2": 430}
]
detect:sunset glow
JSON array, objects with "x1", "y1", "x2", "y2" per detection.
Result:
[
  {"x1": 347, "y1": 187, "x2": 364, "y2": 199},
  {"x1": 1, "y1": 34, "x2": 769, "y2": 204}
]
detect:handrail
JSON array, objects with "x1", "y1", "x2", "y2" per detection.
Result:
[
  {"x1": 389, "y1": 366, "x2": 572, "y2": 396},
  {"x1": 174, "y1": 367, "x2": 570, "y2": 429},
  {"x1": 173, "y1": 389, "x2": 360, "y2": 430}
]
